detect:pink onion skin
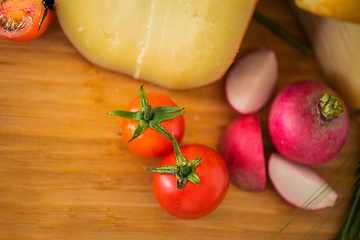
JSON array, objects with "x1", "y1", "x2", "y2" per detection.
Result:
[
  {"x1": 268, "y1": 80, "x2": 350, "y2": 165},
  {"x1": 225, "y1": 47, "x2": 278, "y2": 114},
  {"x1": 218, "y1": 114, "x2": 266, "y2": 192}
]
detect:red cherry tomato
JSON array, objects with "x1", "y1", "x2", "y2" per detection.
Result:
[
  {"x1": 151, "y1": 144, "x2": 229, "y2": 219},
  {"x1": 0, "y1": 0, "x2": 54, "y2": 42},
  {"x1": 108, "y1": 86, "x2": 185, "y2": 158},
  {"x1": 108, "y1": 86, "x2": 185, "y2": 159},
  {"x1": 121, "y1": 92, "x2": 185, "y2": 159}
]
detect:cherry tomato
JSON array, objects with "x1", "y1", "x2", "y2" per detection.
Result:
[
  {"x1": 123, "y1": 93, "x2": 185, "y2": 158},
  {"x1": 0, "y1": 0, "x2": 54, "y2": 42},
  {"x1": 108, "y1": 86, "x2": 185, "y2": 159},
  {"x1": 148, "y1": 142, "x2": 229, "y2": 219}
]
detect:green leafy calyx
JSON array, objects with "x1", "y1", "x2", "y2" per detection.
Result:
[
  {"x1": 144, "y1": 135, "x2": 202, "y2": 190},
  {"x1": 107, "y1": 85, "x2": 185, "y2": 142}
]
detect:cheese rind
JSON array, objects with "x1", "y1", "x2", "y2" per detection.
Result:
[{"x1": 55, "y1": 0, "x2": 257, "y2": 89}]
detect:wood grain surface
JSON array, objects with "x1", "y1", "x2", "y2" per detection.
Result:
[{"x1": 1, "y1": 0, "x2": 359, "y2": 239}]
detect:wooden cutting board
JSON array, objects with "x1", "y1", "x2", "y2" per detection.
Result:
[{"x1": 1, "y1": 0, "x2": 359, "y2": 239}]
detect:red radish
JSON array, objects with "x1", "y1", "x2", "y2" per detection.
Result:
[
  {"x1": 225, "y1": 47, "x2": 278, "y2": 114},
  {"x1": 269, "y1": 153, "x2": 338, "y2": 210},
  {"x1": 218, "y1": 114, "x2": 266, "y2": 191},
  {"x1": 268, "y1": 80, "x2": 349, "y2": 165}
]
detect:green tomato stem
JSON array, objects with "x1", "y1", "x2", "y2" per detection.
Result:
[
  {"x1": 107, "y1": 85, "x2": 185, "y2": 142},
  {"x1": 179, "y1": 162, "x2": 190, "y2": 176},
  {"x1": 143, "y1": 105, "x2": 152, "y2": 120},
  {"x1": 144, "y1": 134, "x2": 202, "y2": 190}
]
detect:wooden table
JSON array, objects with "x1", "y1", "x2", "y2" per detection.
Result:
[{"x1": 1, "y1": 0, "x2": 359, "y2": 239}]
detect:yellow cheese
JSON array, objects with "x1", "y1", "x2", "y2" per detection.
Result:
[
  {"x1": 55, "y1": 0, "x2": 257, "y2": 89},
  {"x1": 295, "y1": 0, "x2": 360, "y2": 24},
  {"x1": 293, "y1": 5, "x2": 360, "y2": 111}
]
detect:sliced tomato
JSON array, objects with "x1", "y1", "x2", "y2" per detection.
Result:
[{"x1": 0, "y1": 0, "x2": 54, "y2": 42}]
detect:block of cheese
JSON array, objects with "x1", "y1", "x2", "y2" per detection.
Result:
[
  {"x1": 55, "y1": 0, "x2": 257, "y2": 89},
  {"x1": 295, "y1": 0, "x2": 360, "y2": 24}
]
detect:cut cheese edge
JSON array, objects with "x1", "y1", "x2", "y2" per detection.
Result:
[{"x1": 55, "y1": 0, "x2": 257, "y2": 89}]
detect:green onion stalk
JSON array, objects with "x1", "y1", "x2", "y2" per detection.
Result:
[
  {"x1": 332, "y1": 155, "x2": 360, "y2": 240},
  {"x1": 253, "y1": 11, "x2": 313, "y2": 55}
]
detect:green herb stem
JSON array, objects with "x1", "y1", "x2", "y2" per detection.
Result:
[
  {"x1": 334, "y1": 157, "x2": 360, "y2": 240},
  {"x1": 253, "y1": 11, "x2": 313, "y2": 55}
]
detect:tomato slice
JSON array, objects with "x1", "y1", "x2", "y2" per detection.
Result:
[{"x1": 0, "y1": 0, "x2": 54, "y2": 42}]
